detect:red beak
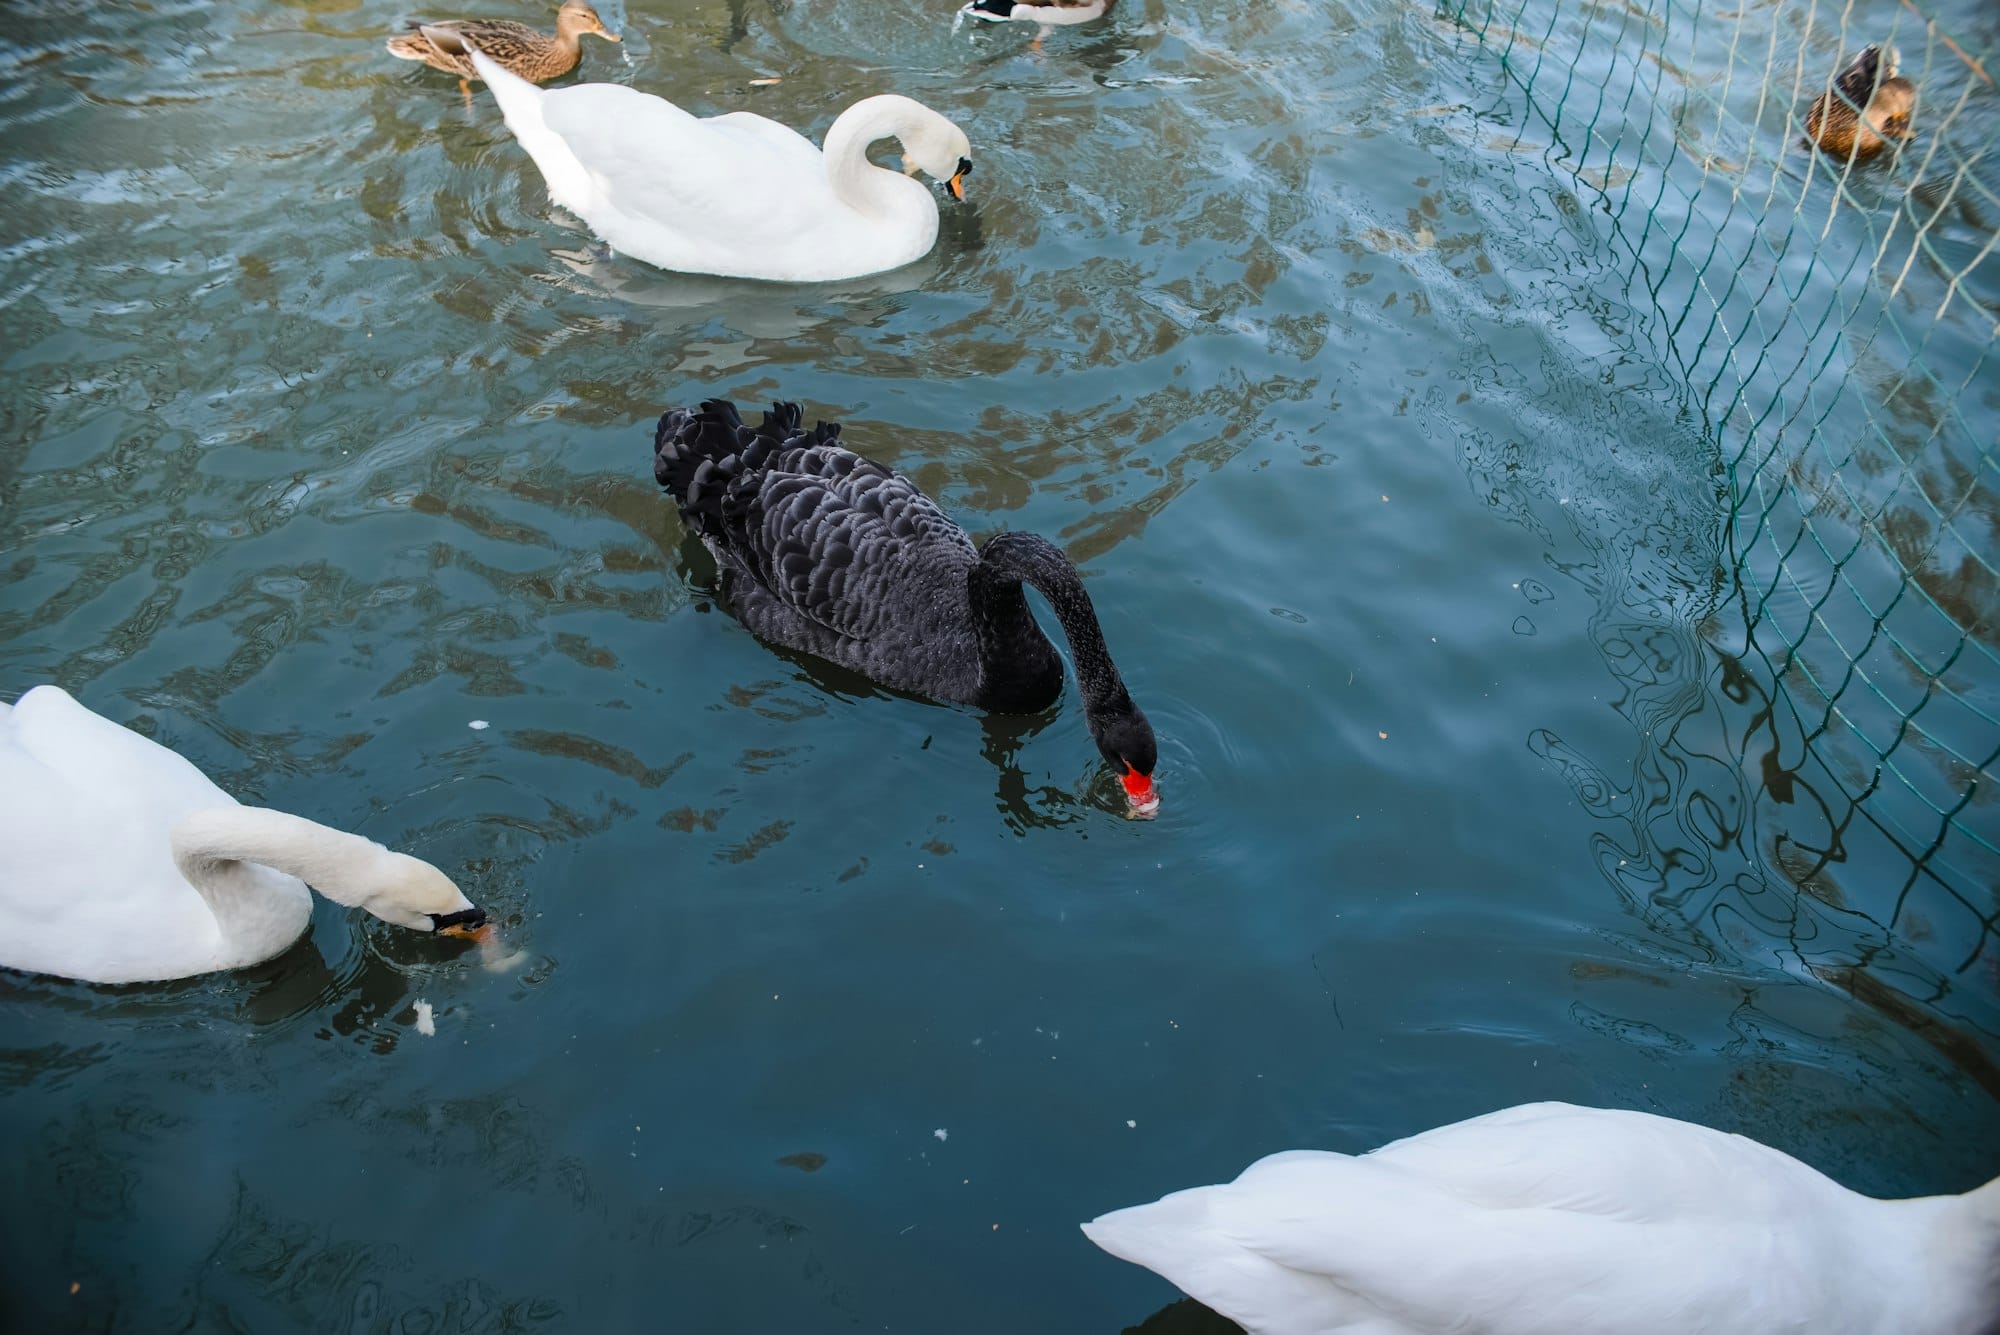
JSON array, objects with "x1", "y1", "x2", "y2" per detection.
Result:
[{"x1": 1121, "y1": 765, "x2": 1158, "y2": 814}]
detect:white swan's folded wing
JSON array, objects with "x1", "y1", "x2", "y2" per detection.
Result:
[
  {"x1": 1363, "y1": 1102, "x2": 1814, "y2": 1217},
  {"x1": 0, "y1": 686, "x2": 239, "y2": 979},
  {"x1": 5, "y1": 684, "x2": 230, "y2": 814},
  {"x1": 530, "y1": 85, "x2": 832, "y2": 274}
]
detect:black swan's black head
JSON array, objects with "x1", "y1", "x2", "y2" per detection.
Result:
[
  {"x1": 1089, "y1": 701, "x2": 1158, "y2": 815},
  {"x1": 964, "y1": 0, "x2": 1018, "y2": 18}
]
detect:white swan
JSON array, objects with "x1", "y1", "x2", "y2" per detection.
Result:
[
  {"x1": 0, "y1": 685, "x2": 487, "y2": 984},
  {"x1": 1082, "y1": 1101, "x2": 2000, "y2": 1335},
  {"x1": 471, "y1": 50, "x2": 973, "y2": 282}
]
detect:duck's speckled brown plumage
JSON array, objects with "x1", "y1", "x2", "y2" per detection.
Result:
[
  {"x1": 385, "y1": 0, "x2": 618, "y2": 85},
  {"x1": 1806, "y1": 45, "x2": 1916, "y2": 159}
]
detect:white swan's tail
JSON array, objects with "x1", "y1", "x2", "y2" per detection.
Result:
[
  {"x1": 470, "y1": 50, "x2": 593, "y2": 214},
  {"x1": 1082, "y1": 1197, "x2": 1350, "y2": 1335},
  {"x1": 469, "y1": 49, "x2": 540, "y2": 123}
]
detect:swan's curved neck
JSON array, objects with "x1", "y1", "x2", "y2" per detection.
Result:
[
  {"x1": 973, "y1": 532, "x2": 1136, "y2": 716},
  {"x1": 172, "y1": 806, "x2": 397, "y2": 939},
  {"x1": 819, "y1": 95, "x2": 939, "y2": 221}
]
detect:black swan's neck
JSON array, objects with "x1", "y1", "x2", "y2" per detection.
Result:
[{"x1": 970, "y1": 532, "x2": 1135, "y2": 715}]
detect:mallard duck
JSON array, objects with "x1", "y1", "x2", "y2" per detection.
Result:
[
  {"x1": 473, "y1": 52, "x2": 972, "y2": 281},
  {"x1": 960, "y1": 0, "x2": 1113, "y2": 49},
  {"x1": 1805, "y1": 45, "x2": 1916, "y2": 158},
  {"x1": 1082, "y1": 1101, "x2": 2000, "y2": 1335},
  {"x1": 386, "y1": 0, "x2": 619, "y2": 87},
  {"x1": 961, "y1": 0, "x2": 1115, "y2": 28},
  {"x1": 652, "y1": 401, "x2": 1159, "y2": 813},
  {"x1": 0, "y1": 685, "x2": 488, "y2": 984}
]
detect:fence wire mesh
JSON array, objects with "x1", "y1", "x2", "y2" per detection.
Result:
[{"x1": 1438, "y1": 0, "x2": 1998, "y2": 1054}]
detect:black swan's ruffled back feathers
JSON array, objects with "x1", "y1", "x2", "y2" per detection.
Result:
[{"x1": 655, "y1": 401, "x2": 989, "y2": 693}]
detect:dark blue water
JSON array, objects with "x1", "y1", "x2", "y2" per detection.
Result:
[{"x1": 2, "y1": 0, "x2": 1994, "y2": 1329}]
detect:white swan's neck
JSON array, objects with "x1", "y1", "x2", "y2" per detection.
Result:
[
  {"x1": 819, "y1": 95, "x2": 940, "y2": 222},
  {"x1": 171, "y1": 806, "x2": 400, "y2": 947}
]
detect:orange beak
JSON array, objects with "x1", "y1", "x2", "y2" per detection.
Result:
[
  {"x1": 947, "y1": 169, "x2": 968, "y2": 202},
  {"x1": 1121, "y1": 765, "x2": 1158, "y2": 816},
  {"x1": 432, "y1": 906, "x2": 490, "y2": 940},
  {"x1": 438, "y1": 920, "x2": 494, "y2": 943}
]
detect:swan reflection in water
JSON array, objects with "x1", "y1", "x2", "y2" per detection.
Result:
[
  {"x1": 1121, "y1": 1298, "x2": 1244, "y2": 1333},
  {"x1": 548, "y1": 236, "x2": 944, "y2": 348}
]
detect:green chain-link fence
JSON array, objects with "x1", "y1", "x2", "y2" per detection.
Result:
[{"x1": 1440, "y1": 0, "x2": 1998, "y2": 1047}]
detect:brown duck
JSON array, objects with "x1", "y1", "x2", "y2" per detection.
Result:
[
  {"x1": 1805, "y1": 45, "x2": 1916, "y2": 159},
  {"x1": 386, "y1": 1, "x2": 619, "y2": 87}
]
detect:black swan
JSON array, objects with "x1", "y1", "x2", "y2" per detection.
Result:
[{"x1": 652, "y1": 400, "x2": 1159, "y2": 814}]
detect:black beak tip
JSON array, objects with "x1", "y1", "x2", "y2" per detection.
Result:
[{"x1": 430, "y1": 906, "x2": 489, "y2": 934}]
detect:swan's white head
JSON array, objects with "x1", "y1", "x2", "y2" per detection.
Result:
[
  {"x1": 894, "y1": 105, "x2": 974, "y2": 201},
  {"x1": 359, "y1": 851, "x2": 488, "y2": 938}
]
